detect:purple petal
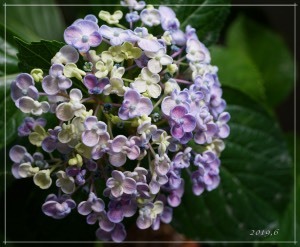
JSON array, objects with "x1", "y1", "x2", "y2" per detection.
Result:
[
  {"x1": 42, "y1": 136, "x2": 57, "y2": 153},
  {"x1": 88, "y1": 31, "x2": 102, "y2": 47},
  {"x1": 107, "y1": 208, "x2": 124, "y2": 223},
  {"x1": 9, "y1": 145, "x2": 26, "y2": 163},
  {"x1": 26, "y1": 86, "x2": 39, "y2": 100},
  {"x1": 127, "y1": 145, "x2": 140, "y2": 160},
  {"x1": 78, "y1": 201, "x2": 92, "y2": 215},
  {"x1": 100, "y1": 217, "x2": 115, "y2": 231},
  {"x1": 136, "y1": 97, "x2": 153, "y2": 116},
  {"x1": 91, "y1": 199, "x2": 105, "y2": 213},
  {"x1": 111, "y1": 223, "x2": 127, "y2": 243},
  {"x1": 161, "y1": 206, "x2": 173, "y2": 224},
  {"x1": 76, "y1": 20, "x2": 99, "y2": 35},
  {"x1": 170, "y1": 105, "x2": 188, "y2": 119},
  {"x1": 64, "y1": 25, "x2": 82, "y2": 45},
  {"x1": 42, "y1": 76, "x2": 59, "y2": 95},
  {"x1": 167, "y1": 193, "x2": 181, "y2": 207},
  {"x1": 82, "y1": 130, "x2": 99, "y2": 147},
  {"x1": 171, "y1": 124, "x2": 184, "y2": 139},
  {"x1": 182, "y1": 115, "x2": 196, "y2": 132},
  {"x1": 112, "y1": 170, "x2": 125, "y2": 182},
  {"x1": 109, "y1": 153, "x2": 127, "y2": 167},
  {"x1": 111, "y1": 135, "x2": 127, "y2": 152},
  {"x1": 16, "y1": 73, "x2": 34, "y2": 89},
  {"x1": 84, "y1": 74, "x2": 98, "y2": 89},
  {"x1": 122, "y1": 177, "x2": 136, "y2": 194},
  {"x1": 124, "y1": 89, "x2": 140, "y2": 104},
  {"x1": 136, "y1": 215, "x2": 152, "y2": 229}
]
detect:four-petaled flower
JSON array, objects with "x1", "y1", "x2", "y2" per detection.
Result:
[
  {"x1": 42, "y1": 64, "x2": 72, "y2": 95},
  {"x1": 118, "y1": 89, "x2": 153, "y2": 120},
  {"x1": 131, "y1": 68, "x2": 162, "y2": 98},
  {"x1": 169, "y1": 106, "x2": 196, "y2": 141},
  {"x1": 106, "y1": 170, "x2": 137, "y2": 198},
  {"x1": 64, "y1": 20, "x2": 102, "y2": 52}
]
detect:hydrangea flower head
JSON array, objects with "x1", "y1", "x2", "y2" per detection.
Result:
[{"x1": 9, "y1": 2, "x2": 230, "y2": 242}]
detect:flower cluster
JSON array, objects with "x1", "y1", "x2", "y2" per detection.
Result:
[{"x1": 9, "y1": 1, "x2": 230, "y2": 242}]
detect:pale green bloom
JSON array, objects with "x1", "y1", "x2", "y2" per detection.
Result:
[
  {"x1": 166, "y1": 64, "x2": 178, "y2": 75},
  {"x1": 152, "y1": 130, "x2": 171, "y2": 156},
  {"x1": 121, "y1": 42, "x2": 142, "y2": 60},
  {"x1": 63, "y1": 63, "x2": 86, "y2": 80},
  {"x1": 33, "y1": 169, "x2": 52, "y2": 189},
  {"x1": 75, "y1": 143, "x2": 93, "y2": 159},
  {"x1": 30, "y1": 69, "x2": 43, "y2": 82},
  {"x1": 110, "y1": 66, "x2": 125, "y2": 79},
  {"x1": 145, "y1": 48, "x2": 173, "y2": 74},
  {"x1": 190, "y1": 62, "x2": 218, "y2": 80},
  {"x1": 18, "y1": 162, "x2": 39, "y2": 178},
  {"x1": 131, "y1": 68, "x2": 161, "y2": 98},
  {"x1": 161, "y1": 31, "x2": 172, "y2": 45},
  {"x1": 56, "y1": 171, "x2": 75, "y2": 194},
  {"x1": 29, "y1": 125, "x2": 48, "y2": 147},
  {"x1": 102, "y1": 46, "x2": 126, "y2": 63},
  {"x1": 103, "y1": 77, "x2": 126, "y2": 96},
  {"x1": 205, "y1": 139, "x2": 225, "y2": 157},
  {"x1": 58, "y1": 116, "x2": 85, "y2": 147},
  {"x1": 99, "y1": 10, "x2": 123, "y2": 24},
  {"x1": 68, "y1": 154, "x2": 83, "y2": 167},
  {"x1": 56, "y1": 89, "x2": 86, "y2": 121},
  {"x1": 164, "y1": 78, "x2": 180, "y2": 95},
  {"x1": 95, "y1": 59, "x2": 113, "y2": 78}
]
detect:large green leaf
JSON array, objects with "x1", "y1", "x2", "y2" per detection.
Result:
[
  {"x1": 0, "y1": 0, "x2": 65, "y2": 42},
  {"x1": 226, "y1": 16, "x2": 294, "y2": 107},
  {"x1": 211, "y1": 46, "x2": 266, "y2": 105},
  {"x1": 172, "y1": 88, "x2": 292, "y2": 240},
  {"x1": 14, "y1": 37, "x2": 65, "y2": 73},
  {"x1": 150, "y1": 0, "x2": 231, "y2": 46}
]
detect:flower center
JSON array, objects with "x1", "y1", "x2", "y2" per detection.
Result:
[{"x1": 82, "y1": 35, "x2": 89, "y2": 43}]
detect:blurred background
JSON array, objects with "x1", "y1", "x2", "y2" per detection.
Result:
[{"x1": 0, "y1": 0, "x2": 298, "y2": 246}]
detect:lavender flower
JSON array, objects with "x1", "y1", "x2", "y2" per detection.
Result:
[
  {"x1": 42, "y1": 194, "x2": 76, "y2": 219},
  {"x1": 118, "y1": 89, "x2": 153, "y2": 120},
  {"x1": 11, "y1": 73, "x2": 39, "y2": 102},
  {"x1": 64, "y1": 20, "x2": 102, "y2": 52},
  {"x1": 192, "y1": 150, "x2": 220, "y2": 194},
  {"x1": 169, "y1": 105, "x2": 196, "y2": 141},
  {"x1": 161, "y1": 89, "x2": 191, "y2": 116},
  {"x1": 42, "y1": 64, "x2": 72, "y2": 95},
  {"x1": 109, "y1": 135, "x2": 140, "y2": 167},
  {"x1": 125, "y1": 11, "x2": 140, "y2": 22},
  {"x1": 18, "y1": 117, "x2": 46, "y2": 137},
  {"x1": 82, "y1": 116, "x2": 108, "y2": 147},
  {"x1": 78, "y1": 192, "x2": 105, "y2": 215},
  {"x1": 106, "y1": 170, "x2": 137, "y2": 198},
  {"x1": 83, "y1": 74, "x2": 109, "y2": 94},
  {"x1": 107, "y1": 197, "x2": 137, "y2": 223},
  {"x1": 99, "y1": 25, "x2": 137, "y2": 46}
]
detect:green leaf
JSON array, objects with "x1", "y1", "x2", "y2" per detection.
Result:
[
  {"x1": 151, "y1": 0, "x2": 231, "y2": 46},
  {"x1": 172, "y1": 89, "x2": 292, "y2": 240},
  {"x1": 226, "y1": 15, "x2": 294, "y2": 106},
  {"x1": 14, "y1": 37, "x2": 65, "y2": 73},
  {"x1": 211, "y1": 46, "x2": 266, "y2": 105},
  {"x1": 0, "y1": 0, "x2": 65, "y2": 42},
  {"x1": 0, "y1": 88, "x2": 26, "y2": 150}
]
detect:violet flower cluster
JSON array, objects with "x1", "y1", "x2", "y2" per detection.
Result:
[{"x1": 9, "y1": 1, "x2": 230, "y2": 242}]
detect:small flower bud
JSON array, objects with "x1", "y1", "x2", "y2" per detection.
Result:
[
  {"x1": 30, "y1": 69, "x2": 43, "y2": 82},
  {"x1": 63, "y1": 63, "x2": 86, "y2": 80}
]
